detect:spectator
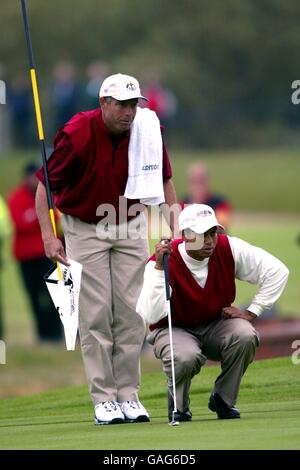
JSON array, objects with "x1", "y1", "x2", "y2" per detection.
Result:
[
  {"x1": 7, "y1": 76, "x2": 33, "y2": 149},
  {"x1": 181, "y1": 163, "x2": 232, "y2": 230},
  {"x1": 51, "y1": 61, "x2": 80, "y2": 131},
  {"x1": 7, "y1": 163, "x2": 62, "y2": 343},
  {"x1": 142, "y1": 71, "x2": 177, "y2": 127},
  {"x1": 83, "y1": 61, "x2": 110, "y2": 110}
]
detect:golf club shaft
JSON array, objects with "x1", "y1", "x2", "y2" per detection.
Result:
[
  {"x1": 163, "y1": 254, "x2": 178, "y2": 417},
  {"x1": 20, "y1": 0, "x2": 62, "y2": 278}
]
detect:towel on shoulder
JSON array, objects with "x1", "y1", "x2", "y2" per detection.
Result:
[{"x1": 124, "y1": 107, "x2": 165, "y2": 206}]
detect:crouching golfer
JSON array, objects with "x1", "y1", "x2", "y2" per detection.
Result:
[{"x1": 137, "y1": 204, "x2": 289, "y2": 421}]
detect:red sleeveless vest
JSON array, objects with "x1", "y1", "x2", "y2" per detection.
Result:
[{"x1": 149, "y1": 234, "x2": 236, "y2": 330}]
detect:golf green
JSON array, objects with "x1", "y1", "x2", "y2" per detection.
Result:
[{"x1": 0, "y1": 357, "x2": 299, "y2": 450}]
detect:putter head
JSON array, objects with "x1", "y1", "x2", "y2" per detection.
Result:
[
  {"x1": 169, "y1": 420, "x2": 179, "y2": 426},
  {"x1": 168, "y1": 411, "x2": 179, "y2": 426}
]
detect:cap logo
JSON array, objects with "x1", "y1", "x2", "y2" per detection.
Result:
[
  {"x1": 197, "y1": 210, "x2": 212, "y2": 217},
  {"x1": 126, "y1": 82, "x2": 136, "y2": 91}
]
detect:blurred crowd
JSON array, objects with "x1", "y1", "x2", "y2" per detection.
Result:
[{"x1": 0, "y1": 61, "x2": 177, "y2": 151}]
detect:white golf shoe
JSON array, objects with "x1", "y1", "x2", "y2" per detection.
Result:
[
  {"x1": 120, "y1": 400, "x2": 150, "y2": 423},
  {"x1": 94, "y1": 401, "x2": 125, "y2": 425}
]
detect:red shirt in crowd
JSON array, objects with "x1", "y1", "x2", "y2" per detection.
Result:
[
  {"x1": 149, "y1": 235, "x2": 236, "y2": 331},
  {"x1": 8, "y1": 185, "x2": 46, "y2": 261},
  {"x1": 36, "y1": 108, "x2": 172, "y2": 224}
]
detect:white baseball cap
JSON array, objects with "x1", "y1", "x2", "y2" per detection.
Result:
[
  {"x1": 179, "y1": 204, "x2": 224, "y2": 234},
  {"x1": 99, "y1": 73, "x2": 148, "y2": 101}
]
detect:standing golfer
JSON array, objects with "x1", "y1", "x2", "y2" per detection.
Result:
[
  {"x1": 137, "y1": 204, "x2": 289, "y2": 421},
  {"x1": 36, "y1": 73, "x2": 176, "y2": 424}
]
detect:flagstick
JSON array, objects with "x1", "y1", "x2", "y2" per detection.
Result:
[{"x1": 20, "y1": 0, "x2": 62, "y2": 280}]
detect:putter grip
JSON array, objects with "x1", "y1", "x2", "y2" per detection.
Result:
[{"x1": 163, "y1": 253, "x2": 171, "y2": 301}]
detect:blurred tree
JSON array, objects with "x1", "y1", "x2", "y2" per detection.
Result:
[{"x1": 1, "y1": 0, "x2": 300, "y2": 147}]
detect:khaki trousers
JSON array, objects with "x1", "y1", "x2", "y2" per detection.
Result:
[
  {"x1": 62, "y1": 213, "x2": 149, "y2": 405},
  {"x1": 148, "y1": 317, "x2": 259, "y2": 413}
]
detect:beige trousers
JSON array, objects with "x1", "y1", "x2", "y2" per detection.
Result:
[
  {"x1": 62, "y1": 213, "x2": 149, "y2": 405},
  {"x1": 148, "y1": 317, "x2": 259, "y2": 413}
]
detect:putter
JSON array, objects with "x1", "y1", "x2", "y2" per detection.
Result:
[{"x1": 163, "y1": 252, "x2": 179, "y2": 426}]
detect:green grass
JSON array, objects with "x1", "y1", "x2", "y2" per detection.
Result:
[
  {"x1": 0, "y1": 153, "x2": 299, "y2": 399},
  {"x1": 0, "y1": 148, "x2": 299, "y2": 404},
  {"x1": 0, "y1": 357, "x2": 299, "y2": 450},
  {"x1": 171, "y1": 148, "x2": 300, "y2": 212},
  {"x1": 0, "y1": 150, "x2": 299, "y2": 450}
]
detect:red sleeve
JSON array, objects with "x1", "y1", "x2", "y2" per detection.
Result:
[
  {"x1": 162, "y1": 139, "x2": 172, "y2": 181},
  {"x1": 36, "y1": 131, "x2": 76, "y2": 191},
  {"x1": 36, "y1": 112, "x2": 90, "y2": 191}
]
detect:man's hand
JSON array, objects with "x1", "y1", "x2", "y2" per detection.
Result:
[
  {"x1": 222, "y1": 306, "x2": 256, "y2": 322},
  {"x1": 36, "y1": 183, "x2": 69, "y2": 266},
  {"x1": 44, "y1": 236, "x2": 70, "y2": 266},
  {"x1": 154, "y1": 238, "x2": 172, "y2": 270}
]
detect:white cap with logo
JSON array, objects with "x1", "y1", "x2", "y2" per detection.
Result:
[
  {"x1": 179, "y1": 204, "x2": 224, "y2": 234},
  {"x1": 99, "y1": 73, "x2": 148, "y2": 101}
]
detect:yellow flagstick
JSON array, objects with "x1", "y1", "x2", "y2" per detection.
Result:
[
  {"x1": 29, "y1": 68, "x2": 44, "y2": 140},
  {"x1": 21, "y1": 0, "x2": 62, "y2": 280}
]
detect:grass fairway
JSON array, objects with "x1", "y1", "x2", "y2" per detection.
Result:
[
  {"x1": 1, "y1": 149, "x2": 299, "y2": 449},
  {"x1": 0, "y1": 357, "x2": 299, "y2": 450}
]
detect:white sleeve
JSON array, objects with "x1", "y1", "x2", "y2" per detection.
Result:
[
  {"x1": 228, "y1": 236, "x2": 289, "y2": 316},
  {"x1": 136, "y1": 260, "x2": 170, "y2": 325}
]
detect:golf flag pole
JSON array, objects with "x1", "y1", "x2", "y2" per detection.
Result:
[
  {"x1": 163, "y1": 253, "x2": 179, "y2": 426},
  {"x1": 20, "y1": 0, "x2": 62, "y2": 280},
  {"x1": 20, "y1": 0, "x2": 82, "y2": 351}
]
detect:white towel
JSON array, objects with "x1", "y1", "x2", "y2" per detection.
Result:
[{"x1": 124, "y1": 107, "x2": 165, "y2": 206}]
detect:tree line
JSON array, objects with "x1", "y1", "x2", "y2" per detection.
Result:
[{"x1": 1, "y1": 0, "x2": 300, "y2": 148}]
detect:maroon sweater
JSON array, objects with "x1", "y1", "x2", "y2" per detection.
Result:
[
  {"x1": 37, "y1": 108, "x2": 172, "y2": 223},
  {"x1": 149, "y1": 235, "x2": 236, "y2": 330}
]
